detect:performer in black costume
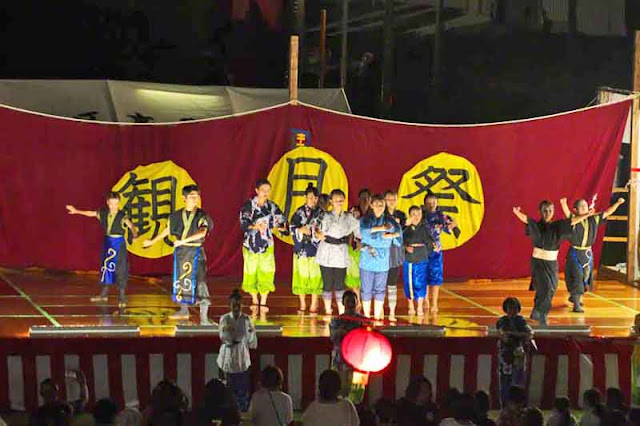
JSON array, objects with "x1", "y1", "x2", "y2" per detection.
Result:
[
  {"x1": 66, "y1": 192, "x2": 138, "y2": 308},
  {"x1": 512, "y1": 200, "x2": 593, "y2": 325},
  {"x1": 144, "y1": 185, "x2": 214, "y2": 324},
  {"x1": 560, "y1": 196, "x2": 625, "y2": 312}
]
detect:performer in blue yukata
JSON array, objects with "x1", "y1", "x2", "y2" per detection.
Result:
[
  {"x1": 290, "y1": 183, "x2": 323, "y2": 315},
  {"x1": 359, "y1": 194, "x2": 402, "y2": 320},
  {"x1": 144, "y1": 185, "x2": 214, "y2": 324},
  {"x1": 66, "y1": 191, "x2": 138, "y2": 308},
  {"x1": 422, "y1": 193, "x2": 460, "y2": 315},
  {"x1": 239, "y1": 179, "x2": 287, "y2": 313},
  {"x1": 383, "y1": 190, "x2": 407, "y2": 321}
]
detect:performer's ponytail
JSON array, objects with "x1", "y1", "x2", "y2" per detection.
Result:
[{"x1": 305, "y1": 183, "x2": 319, "y2": 197}]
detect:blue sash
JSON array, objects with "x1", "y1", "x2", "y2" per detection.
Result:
[
  {"x1": 173, "y1": 246, "x2": 201, "y2": 305},
  {"x1": 100, "y1": 236, "x2": 125, "y2": 285}
]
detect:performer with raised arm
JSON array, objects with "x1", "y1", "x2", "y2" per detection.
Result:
[
  {"x1": 290, "y1": 184, "x2": 323, "y2": 315},
  {"x1": 239, "y1": 179, "x2": 287, "y2": 313},
  {"x1": 143, "y1": 185, "x2": 214, "y2": 324},
  {"x1": 66, "y1": 192, "x2": 138, "y2": 308},
  {"x1": 560, "y1": 196, "x2": 625, "y2": 312},
  {"x1": 512, "y1": 200, "x2": 594, "y2": 325},
  {"x1": 422, "y1": 193, "x2": 460, "y2": 315}
]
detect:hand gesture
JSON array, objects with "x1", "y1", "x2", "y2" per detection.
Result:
[
  {"x1": 560, "y1": 197, "x2": 568, "y2": 206},
  {"x1": 384, "y1": 222, "x2": 393, "y2": 231},
  {"x1": 255, "y1": 221, "x2": 268, "y2": 233},
  {"x1": 66, "y1": 205, "x2": 77, "y2": 215},
  {"x1": 315, "y1": 230, "x2": 326, "y2": 241},
  {"x1": 173, "y1": 239, "x2": 184, "y2": 248},
  {"x1": 142, "y1": 240, "x2": 153, "y2": 248},
  {"x1": 351, "y1": 208, "x2": 361, "y2": 219},
  {"x1": 617, "y1": 197, "x2": 626, "y2": 205},
  {"x1": 299, "y1": 226, "x2": 311, "y2": 236},
  {"x1": 512, "y1": 206, "x2": 521, "y2": 215}
]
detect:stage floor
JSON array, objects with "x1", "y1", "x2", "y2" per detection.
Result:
[{"x1": 0, "y1": 267, "x2": 638, "y2": 338}]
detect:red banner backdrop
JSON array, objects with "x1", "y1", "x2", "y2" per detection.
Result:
[{"x1": 0, "y1": 101, "x2": 630, "y2": 280}]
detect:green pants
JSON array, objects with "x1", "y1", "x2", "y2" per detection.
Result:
[
  {"x1": 242, "y1": 246, "x2": 276, "y2": 295},
  {"x1": 345, "y1": 246, "x2": 361, "y2": 289},
  {"x1": 292, "y1": 254, "x2": 323, "y2": 295}
]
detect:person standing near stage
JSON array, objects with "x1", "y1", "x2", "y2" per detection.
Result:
[
  {"x1": 384, "y1": 190, "x2": 407, "y2": 321},
  {"x1": 359, "y1": 194, "x2": 402, "y2": 320},
  {"x1": 239, "y1": 179, "x2": 287, "y2": 313},
  {"x1": 403, "y1": 206, "x2": 436, "y2": 317},
  {"x1": 218, "y1": 289, "x2": 257, "y2": 412},
  {"x1": 290, "y1": 183, "x2": 323, "y2": 315},
  {"x1": 143, "y1": 185, "x2": 214, "y2": 324},
  {"x1": 422, "y1": 193, "x2": 460, "y2": 315},
  {"x1": 496, "y1": 297, "x2": 533, "y2": 408},
  {"x1": 512, "y1": 200, "x2": 594, "y2": 325},
  {"x1": 560, "y1": 196, "x2": 625, "y2": 312},
  {"x1": 66, "y1": 192, "x2": 138, "y2": 308},
  {"x1": 329, "y1": 290, "x2": 365, "y2": 400},
  {"x1": 315, "y1": 189, "x2": 360, "y2": 315}
]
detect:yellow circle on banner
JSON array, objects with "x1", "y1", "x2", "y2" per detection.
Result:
[
  {"x1": 267, "y1": 146, "x2": 349, "y2": 245},
  {"x1": 397, "y1": 152, "x2": 484, "y2": 250},
  {"x1": 112, "y1": 160, "x2": 199, "y2": 258}
]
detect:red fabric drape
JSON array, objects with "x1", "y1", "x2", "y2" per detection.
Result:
[
  {"x1": 0, "y1": 101, "x2": 630, "y2": 279},
  {"x1": 232, "y1": 0, "x2": 283, "y2": 29}
]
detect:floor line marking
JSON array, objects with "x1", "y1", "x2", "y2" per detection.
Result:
[
  {"x1": 0, "y1": 271, "x2": 61, "y2": 326},
  {"x1": 440, "y1": 287, "x2": 502, "y2": 316}
]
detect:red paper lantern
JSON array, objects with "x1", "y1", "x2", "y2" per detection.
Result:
[{"x1": 341, "y1": 327, "x2": 393, "y2": 373}]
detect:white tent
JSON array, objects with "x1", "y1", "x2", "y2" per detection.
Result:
[{"x1": 0, "y1": 80, "x2": 350, "y2": 122}]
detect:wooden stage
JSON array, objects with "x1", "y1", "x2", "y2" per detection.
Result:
[{"x1": 0, "y1": 267, "x2": 638, "y2": 338}]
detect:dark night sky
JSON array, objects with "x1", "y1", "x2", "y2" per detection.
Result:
[{"x1": 0, "y1": 0, "x2": 637, "y2": 123}]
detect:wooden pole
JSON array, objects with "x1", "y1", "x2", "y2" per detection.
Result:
[
  {"x1": 319, "y1": 9, "x2": 327, "y2": 88},
  {"x1": 340, "y1": 0, "x2": 349, "y2": 88},
  {"x1": 294, "y1": 0, "x2": 306, "y2": 76},
  {"x1": 432, "y1": 0, "x2": 444, "y2": 88},
  {"x1": 289, "y1": 35, "x2": 300, "y2": 105},
  {"x1": 382, "y1": 0, "x2": 394, "y2": 117},
  {"x1": 628, "y1": 31, "x2": 640, "y2": 283}
]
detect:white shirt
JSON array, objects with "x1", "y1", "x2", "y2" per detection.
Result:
[
  {"x1": 315, "y1": 211, "x2": 360, "y2": 268},
  {"x1": 301, "y1": 398, "x2": 359, "y2": 426},
  {"x1": 217, "y1": 312, "x2": 257, "y2": 373},
  {"x1": 547, "y1": 411, "x2": 578, "y2": 426},
  {"x1": 439, "y1": 419, "x2": 475, "y2": 426},
  {"x1": 579, "y1": 410, "x2": 601, "y2": 426},
  {"x1": 249, "y1": 389, "x2": 294, "y2": 426}
]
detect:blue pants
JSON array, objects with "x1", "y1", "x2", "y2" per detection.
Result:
[
  {"x1": 403, "y1": 261, "x2": 427, "y2": 299},
  {"x1": 360, "y1": 269, "x2": 388, "y2": 302},
  {"x1": 499, "y1": 367, "x2": 526, "y2": 408},
  {"x1": 426, "y1": 251, "x2": 443, "y2": 285},
  {"x1": 226, "y1": 370, "x2": 251, "y2": 411}
]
